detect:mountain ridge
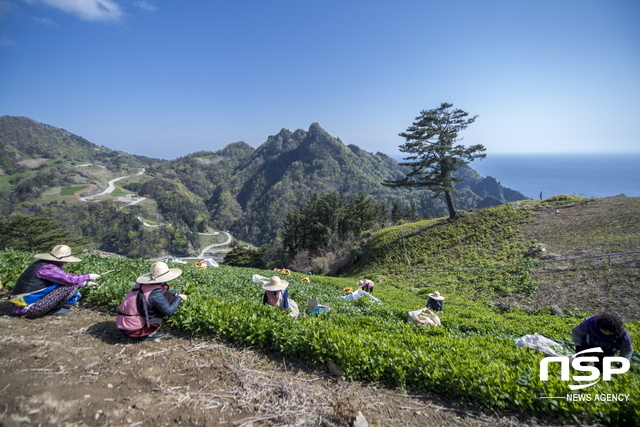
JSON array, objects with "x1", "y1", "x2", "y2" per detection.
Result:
[
  {"x1": 0, "y1": 115, "x2": 527, "y2": 256},
  {"x1": 0, "y1": 115, "x2": 164, "y2": 172}
]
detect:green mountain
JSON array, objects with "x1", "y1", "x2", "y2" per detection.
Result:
[
  {"x1": 0, "y1": 116, "x2": 165, "y2": 215},
  {"x1": 0, "y1": 116, "x2": 527, "y2": 257},
  {"x1": 148, "y1": 123, "x2": 528, "y2": 246},
  {"x1": 0, "y1": 116, "x2": 163, "y2": 172}
]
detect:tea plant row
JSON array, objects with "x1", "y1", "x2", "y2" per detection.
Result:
[{"x1": 1, "y1": 249, "x2": 638, "y2": 425}]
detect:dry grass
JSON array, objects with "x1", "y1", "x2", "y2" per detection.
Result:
[{"x1": 517, "y1": 195, "x2": 640, "y2": 321}]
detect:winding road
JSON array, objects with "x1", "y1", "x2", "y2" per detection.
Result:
[
  {"x1": 80, "y1": 169, "x2": 146, "y2": 201},
  {"x1": 79, "y1": 168, "x2": 233, "y2": 259},
  {"x1": 197, "y1": 232, "x2": 233, "y2": 258}
]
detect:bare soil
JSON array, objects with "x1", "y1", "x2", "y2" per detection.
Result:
[
  {"x1": 517, "y1": 196, "x2": 640, "y2": 322},
  {"x1": 0, "y1": 295, "x2": 587, "y2": 427}
]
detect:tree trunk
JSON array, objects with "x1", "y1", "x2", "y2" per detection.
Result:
[{"x1": 444, "y1": 190, "x2": 457, "y2": 219}]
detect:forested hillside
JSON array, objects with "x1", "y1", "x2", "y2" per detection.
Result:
[{"x1": 0, "y1": 116, "x2": 528, "y2": 259}]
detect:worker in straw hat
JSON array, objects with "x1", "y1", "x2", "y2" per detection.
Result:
[
  {"x1": 116, "y1": 261, "x2": 187, "y2": 340},
  {"x1": 357, "y1": 278, "x2": 375, "y2": 293},
  {"x1": 9, "y1": 244, "x2": 102, "y2": 318},
  {"x1": 426, "y1": 290, "x2": 445, "y2": 312},
  {"x1": 262, "y1": 276, "x2": 299, "y2": 317}
]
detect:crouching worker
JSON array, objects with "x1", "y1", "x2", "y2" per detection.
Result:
[
  {"x1": 116, "y1": 262, "x2": 186, "y2": 340},
  {"x1": 262, "y1": 276, "x2": 299, "y2": 317},
  {"x1": 426, "y1": 291, "x2": 445, "y2": 312},
  {"x1": 357, "y1": 279, "x2": 374, "y2": 293},
  {"x1": 10, "y1": 245, "x2": 101, "y2": 318},
  {"x1": 572, "y1": 312, "x2": 633, "y2": 370}
]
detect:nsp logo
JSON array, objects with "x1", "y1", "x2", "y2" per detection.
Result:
[{"x1": 540, "y1": 347, "x2": 630, "y2": 390}]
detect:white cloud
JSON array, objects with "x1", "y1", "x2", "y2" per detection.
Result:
[
  {"x1": 33, "y1": 15, "x2": 58, "y2": 26},
  {"x1": 22, "y1": 0, "x2": 124, "y2": 22},
  {"x1": 0, "y1": 34, "x2": 18, "y2": 47},
  {"x1": 134, "y1": 1, "x2": 155, "y2": 12},
  {"x1": 0, "y1": 0, "x2": 20, "y2": 21}
]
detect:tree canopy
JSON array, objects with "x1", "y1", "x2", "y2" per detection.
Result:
[
  {"x1": 0, "y1": 214, "x2": 75, "y2": 252},
  {"x1": 280, "y1": 193, "x2": 390, "y2": 257},
  {"x1": 383, "y1": 103, "x2": 486, "y2": 219}
]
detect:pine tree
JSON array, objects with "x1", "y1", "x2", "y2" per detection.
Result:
[
  {"x1": 384, "y1": 103, "x2": 486, "y2": 219},
  {"x1": 0, "y1": 214, "x2": 71, "y2": 252}
]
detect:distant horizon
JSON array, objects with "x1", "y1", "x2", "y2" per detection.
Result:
[
  {"x1": 467, "y1": 153, "x2": 640, "y2": 199},
  {"x1": 391, "y1": 151, "x2": 640, "y2": 158},
  {"x1": 5, "y1": 114, "x2": 640, "y2": 160}
]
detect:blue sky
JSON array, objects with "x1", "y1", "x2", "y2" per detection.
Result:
[{"x1": 1, "y1": 0, "x2": 638, "y2": 160}]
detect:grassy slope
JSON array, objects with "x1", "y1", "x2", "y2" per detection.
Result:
[
  {"x1": 346, "y1": 203, "x2": 537, "y2": 301},
  {"x1": 346, "y1": 195, "x2": 640, "y2": 321}
]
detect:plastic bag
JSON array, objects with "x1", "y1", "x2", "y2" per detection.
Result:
[
  {"x1": 515, "y1": 333, "x2": 565, "y2": 357},
  {"x1": 204, "y1": 258, "x2": 218, "y2": 267},
  {"x1": 306, "y1": 298, "x2": 330, "y2": 315},
  {"x1": 408, "y1": 308, "x2": 441, "y2": 326},
  {"x1": 252, "y1": 274, "x2": 269, "y2": 285},
  {"x1": 340, "y1": 289, "x2": 382, "y2": 304}
]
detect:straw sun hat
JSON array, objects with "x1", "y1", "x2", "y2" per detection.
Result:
[
  {"x1": 429, "y1": 291, "x2": 445, "y2": 300},
  {"x1": 262, "y1": 276, "x2": 289, "y2": 291},
  {"x1": 35, "y1": 245, "x2": 82, "y2": 263},
  {"x1": 137, "y1": 261, "x2": 183, "y2": 284}
]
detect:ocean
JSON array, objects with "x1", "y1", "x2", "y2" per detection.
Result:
[
  {"x1": 391, "y1": 153, "x2": 640, "y2": 200},
  {"x1": 468, "y1": 153, "x2": 640, "y2": 200}
]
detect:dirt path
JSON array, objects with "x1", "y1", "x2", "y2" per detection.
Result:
[{"x1": 0, "y1": 292, "x2": 587, "y2": 427}]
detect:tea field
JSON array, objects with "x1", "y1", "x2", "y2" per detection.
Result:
[{"x1": 1, "y1": 249, "x2": 638, "y2": 425}]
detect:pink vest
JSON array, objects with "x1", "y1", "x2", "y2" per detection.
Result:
[{"x1": 116, "y1": 283, "x2": 160, "y2": 331}]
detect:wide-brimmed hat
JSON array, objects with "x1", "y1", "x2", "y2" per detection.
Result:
[
  {"x1": 262, "y1": 276, "x2": 289, "y2": 291},
  {"x1": 137, "y1": 261, "x2": 182, "y2": 284},
  {"x1": 35, "y1": 245, "x2": 82, "y2": 263},
  {"x1": 429, "y1": 291, "x2": 445, "y2": 300}
]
